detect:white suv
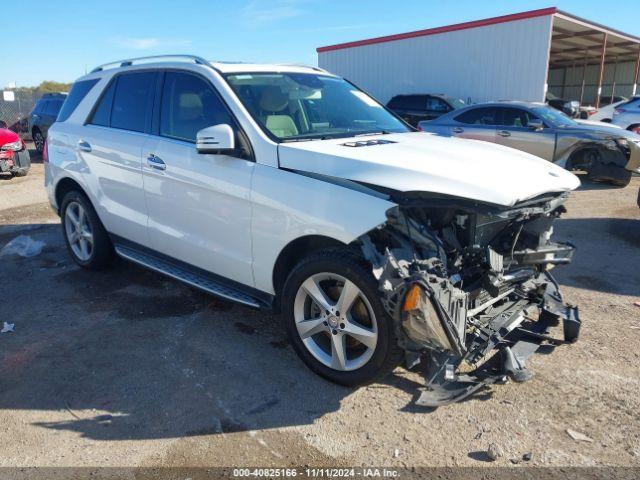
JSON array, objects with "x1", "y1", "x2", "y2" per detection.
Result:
[{"x1": 45, "y1": 55, "x2": 581, "y2": 405}]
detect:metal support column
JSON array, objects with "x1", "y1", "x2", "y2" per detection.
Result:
[
  {"x1": 633, "y1": 45, "x2": 640, "y2": 96},
  {"x1": 595, "y1": 33, "x2": 608, "y2": 109}
]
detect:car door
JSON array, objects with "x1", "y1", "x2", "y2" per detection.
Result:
[
  {"x1": 449, "y1": 106, "x2": 499, "y2": 143},
  {"x1": 495, "y1": 107, "x2": 556, "y2": 160},
  {"x1": 80, "y1": 71, "x2": 157, "y2": 245},
  {"x1": 141, "y1": 70, "x2": 255, "y2": 287}
]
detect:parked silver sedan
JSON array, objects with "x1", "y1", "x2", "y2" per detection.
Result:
[{"x1": 419, "y1": 101, "x2": 640, "y2": 186}]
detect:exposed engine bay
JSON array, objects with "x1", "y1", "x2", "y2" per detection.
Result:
[{"x1": 358, "y1": 192, "x2": 581, "y2": 406}]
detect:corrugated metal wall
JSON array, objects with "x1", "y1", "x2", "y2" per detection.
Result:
[
  {"x1": 318, "y1": 15, "x2": 553, "y2": 104},
  {"x1": 548, "y1": 62, "x2": 639, "y2": 105}
]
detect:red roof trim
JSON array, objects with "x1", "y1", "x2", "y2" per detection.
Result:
[{"x1": 316, "y1": 7, "x2": 558, "y2": 53}]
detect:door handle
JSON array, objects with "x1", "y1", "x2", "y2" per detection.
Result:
[
  {"x1": 147, "y1": 154, "x2": 166, "y2": 171},
  {"x1": 77, "y1": 140, "x2": 92, "y2": 152},
  {"x1": 498, "y1": 130, "x2": 511, "y2": 137},
  {"x1": 452, "y1": 127, "x2": 464, "y2": 133}
]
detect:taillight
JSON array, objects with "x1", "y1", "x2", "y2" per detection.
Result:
[
  {"x1": 632, "y1": 126, "x2": 640, "y2": 135},
  {"x1": 588, "y1": 110, "x2": 597, "y2": 116},
  {"x1": 42, "y1": 138, "x2": 48, "y2": 163}
]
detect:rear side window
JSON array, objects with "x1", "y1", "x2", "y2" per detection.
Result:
[
  {"x1": 110, "y1": 72, "x2": 156, "y2": 133},
  {"x1": 90, "y1": 81, "x2": 116, "y2": 127},
  {"x1": 57, "y1": 79, "x2": 99, "y2": 122},
  {"x1": 160, "y1": 71, "x2": 234, "y2": 142},
  {"x1": 455, "y1": 107, "x2": 498, "y2": 125}
]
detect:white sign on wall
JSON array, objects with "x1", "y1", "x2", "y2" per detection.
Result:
[{"x1": 2, "y1": 91, "x2": 15, "y2": 102}]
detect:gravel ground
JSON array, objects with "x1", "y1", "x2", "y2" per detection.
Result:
[{"x1": 0, "y1": 148, "x2": 639, "y2": 471}]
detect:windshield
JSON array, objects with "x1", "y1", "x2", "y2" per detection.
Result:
[
  {"x1": 531, "y1": 106, "x2": 577, "y2": 128},
  {"x1": 224, "y1": 73, "x2": 410, "y2": 141},
  {"x1": 447, "y1": 97, "x2": 466, "y2": 109}
]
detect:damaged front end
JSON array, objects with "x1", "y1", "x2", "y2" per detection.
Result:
[{"x1": 359, "y1": 192, "x2": 580, "y2": 406}]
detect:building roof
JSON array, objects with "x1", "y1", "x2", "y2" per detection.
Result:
[{"x1": 316, "y1": 7, "x2": 640, "y2": 54}]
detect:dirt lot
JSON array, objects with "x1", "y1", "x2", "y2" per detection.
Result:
[{"x1": 1, "y1": 148, "x2": 639, "y2": 470}]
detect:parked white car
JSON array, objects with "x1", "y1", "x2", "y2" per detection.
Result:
[
  {"x1": 612, "y1": 96, "x2": 640, "y2": 133},
  {"x1": 589, "y1": 100, "x2": 626, "y2": 123},
  {"x1": 45, "y1": 55, "x2": 581, "y2": 405}
]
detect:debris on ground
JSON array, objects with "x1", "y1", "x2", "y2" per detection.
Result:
[
  {"x1": 0, "y1": 235, "x2": 45, "y2": 258},
  {"x1": 393, "y1": 448, "x2": 400, "y2": 458},
  {"x1": 1, "y1": 322, "x2": 14, "y2": 333},
  {"x1": 634, "y1": 301, "x2": 640, "y2": 308},
  {"x1": 566, "y1": 428, "x2": 594, "y2": 442},
  {"x1": 509, "y1": 458, "x2": 521, "y2": 464},
  {"x1": 487, "y1": 443, "x2": 504, "y2": 461},
  {"x1": 522, "y1": 452, "x2": 533, "y2": 461}
]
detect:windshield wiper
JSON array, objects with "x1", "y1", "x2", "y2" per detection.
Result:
[{"x1": 354, "y1": 130, "x2": 391, "y2": 137}]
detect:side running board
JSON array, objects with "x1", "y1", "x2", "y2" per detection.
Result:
[{"x1": 115, "y1": 244, "x2": 263, "y2": 309}]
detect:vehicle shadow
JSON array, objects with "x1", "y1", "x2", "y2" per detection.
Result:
[
  {"x1": 0, "y1": 211, "x2": 637, "y2": 442},
  {"x1": 553, "y1": 216, "x2": 640, "y2": 296},
  {"x1": 0, "y1": 223, "x2": 362, "y2": 441}
]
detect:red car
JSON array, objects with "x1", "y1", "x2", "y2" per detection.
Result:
[{"x1": 0, "y1": 126, "x2": 30, "y2": 177}]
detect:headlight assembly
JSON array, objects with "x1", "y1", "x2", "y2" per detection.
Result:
[{"x1": 0, "y1": 139, "x2": 23, "y2": 152}]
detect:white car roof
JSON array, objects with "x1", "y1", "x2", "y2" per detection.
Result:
[{"x1": 210, "y1": 62, "x2": 331, "y2": 75}]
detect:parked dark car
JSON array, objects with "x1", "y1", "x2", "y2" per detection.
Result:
[
  {"x1": 29, "y1": 92, "x2": 67, "y2": 153},
  {"x1": 419, "y1": 101, "x2": 640, "y2": 186},
  {"x1": 546, "y1": 92, "x2": 580, "y2": 118},
  {"x1": 387, "y1": 94, "x2": 465, "y2": 127}
]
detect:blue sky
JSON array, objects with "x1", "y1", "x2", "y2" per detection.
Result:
[{"x1": 3, "y1": 0, "x2": 639, "y2": 87}]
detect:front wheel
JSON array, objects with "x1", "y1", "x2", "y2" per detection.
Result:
[
  {"x1": 281, "y1": 248, "x2": 403, "y2": 387},
  {"x1": 588, "y1": 162, "x2": 632, "y2": 187}
]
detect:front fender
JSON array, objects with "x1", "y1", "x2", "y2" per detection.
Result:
[{"x1": 250, "y1": 164, "x2": 395, "y2": 294}]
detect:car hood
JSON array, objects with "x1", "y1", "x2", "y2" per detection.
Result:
[
  {"x1": 565, "y1": 121, "x2": 639, "y2": 139},
  {"x1": 278, "y1": 132, "x2": 580, "y2": 207},
  {"x1": 0, "y1": 128, "x2": 19, "y2": 146}
]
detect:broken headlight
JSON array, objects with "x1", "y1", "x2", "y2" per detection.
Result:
[{"x1": 402, "y1": 284, "x2": 454, "y2": 352}]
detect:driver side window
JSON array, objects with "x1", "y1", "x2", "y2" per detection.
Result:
[{"x1": 160, "y1": 72, "x2": 234, "y2": 143}]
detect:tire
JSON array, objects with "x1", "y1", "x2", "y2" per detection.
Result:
[
  {"x1": 281, "y1": 248, "x2": 403, "y2": 387},
  {"x1": 588, "y1": 162, "x2": 632, "y2": 187},
  {"x1": 32, "y1": 129, "x2": 44, "y2": 154},
  {"x1": 60, "y1": 190, "x2": 113, "y2": 269}
]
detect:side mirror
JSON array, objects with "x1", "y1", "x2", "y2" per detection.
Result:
[
  {"x1": 528, "y1": 119, "x2": 544, "y2": 131},
  {"x1": 196, "y1": 124, "x2": 235, "y2": 154}
]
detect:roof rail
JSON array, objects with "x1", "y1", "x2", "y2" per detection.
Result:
[
  {"x1": 276, "y1": 63, "x2": 328, "y2": 73},
  {"x1": 90, "y1": 54, "x2": 210, "y2": 73}
]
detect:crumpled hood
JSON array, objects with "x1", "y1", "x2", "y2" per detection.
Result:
[
  {"x1": 568, "y1": 121, "x2": 639, "y2": 140},
  {"x1": 278, "y1": 132, "x2": 580, "y2": 207}
]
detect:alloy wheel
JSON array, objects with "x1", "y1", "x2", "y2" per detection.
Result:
[
  {"x1": 293, "y1": 272, "x2": 378, "y2": 371},
  {"x1": 64, "y1": 201, "x2": 94, "y2": 262}
]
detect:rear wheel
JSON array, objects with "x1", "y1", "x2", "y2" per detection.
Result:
[
  {"x1": 60, "y1": 191, "x2": 113, "y2": 269},
  {"x1": 281, "y1": 248, "x2": 403, "y2": 387},
  {"x1": 32, "y1": 129, "x2": 44, "y2": 153}
]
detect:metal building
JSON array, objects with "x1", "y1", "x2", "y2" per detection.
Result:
[{"x1": 317, "y1": 7, "x2": 640, "y2": 108}]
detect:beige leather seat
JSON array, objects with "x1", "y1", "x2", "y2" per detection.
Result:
[{"x1": 259, "y1": 86, "x2": 298, "y2": 137}]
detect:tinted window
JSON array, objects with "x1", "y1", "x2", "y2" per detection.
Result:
[
  {"x1": 111, "y1": 72, "x2": 155, "y2": 132},
  {"x1": 389, "y1": 95, "x2": 425, "y2": 110},
  {"x1": 45, "y1": 99, "x2": 64, "y2": 115},
  {"x1": 58, "y1": 79, "x2": 99, "y2": 122},
  {"x1": 455, "y1": 107, "x2": 498, "y2": 125},
  {"x1": 90, "y1": 81, "x2": 116, "y2": 127},
  {"x1": 425, "y1": 96, "x2": 450, "y2": 112},
  {"x1": 160, "y1": 72, "x2": 234, "y2": 142},
  {"x1": 35, "y1": 100, "x2": 48, "y2": 114},
  {"x1": 499, "y1": 108, "x2": 540, "y2": 127}
]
